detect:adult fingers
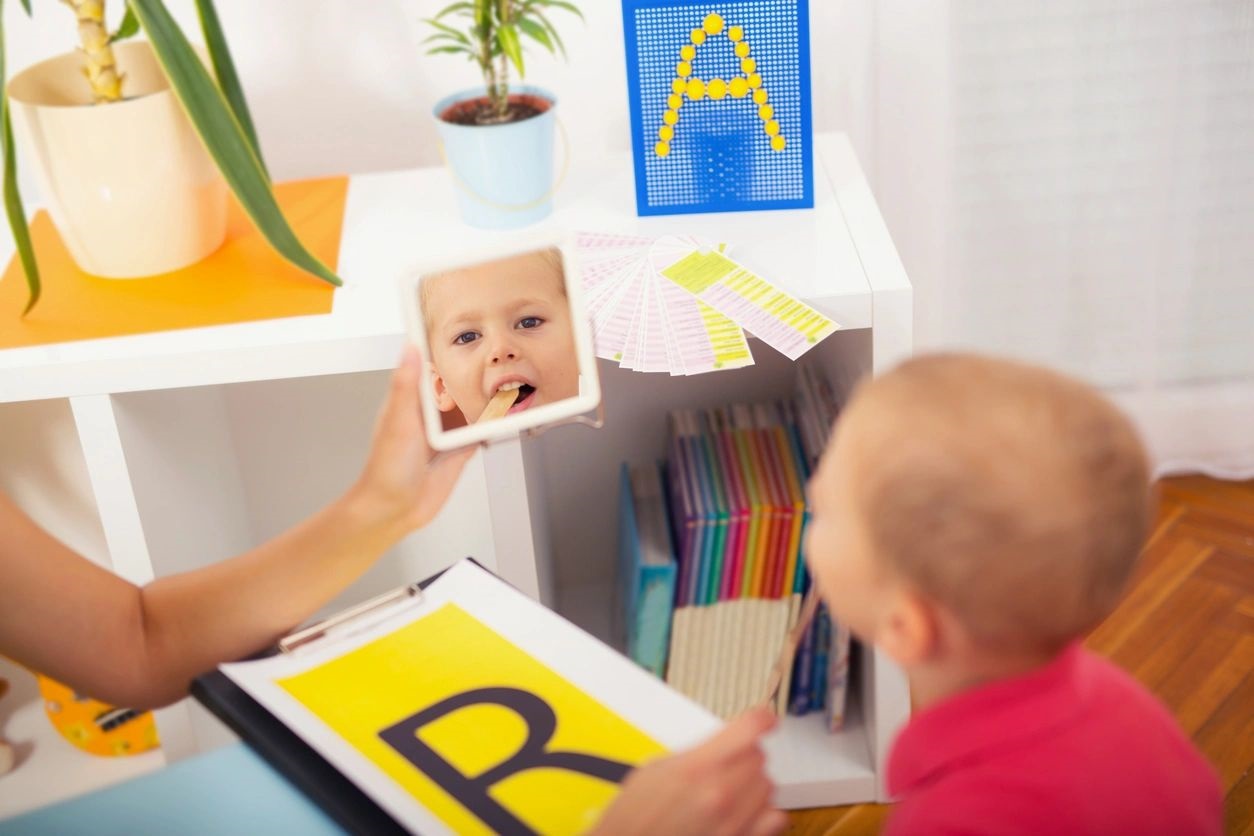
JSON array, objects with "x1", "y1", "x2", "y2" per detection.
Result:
[
  {"x1": 692, "y1": 707, "x2": 776, "y2": 767},
  {"x1": 708, "y1": 753, "x2": 774, "y2": 836},
  {"x1": 376, "y1": 345, "x2": 423, "y2": 441}
]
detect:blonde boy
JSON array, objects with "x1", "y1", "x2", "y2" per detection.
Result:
[
  {"x1": 423, "y1": 248, "x2": 579, "y2": 427},
  {"x1": 805, "y1": 353, "x2": 1221, "y2": 835}
]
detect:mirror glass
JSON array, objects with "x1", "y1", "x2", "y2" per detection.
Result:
[{"x1": 408, "y1": 242, "x2": 600, "y2": 449}]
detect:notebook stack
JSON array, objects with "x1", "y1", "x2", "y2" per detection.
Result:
[{"x1": 618, "y1": 365, "x2": 853, "y2": 729}]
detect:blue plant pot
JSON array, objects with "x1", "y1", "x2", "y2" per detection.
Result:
[{"x1": 434, "y1": 85, "x2": 558, "y2": 229}]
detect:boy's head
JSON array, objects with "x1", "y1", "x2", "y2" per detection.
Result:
[
  {"x1": 805, "y1": 353, "x2": 1150, "y2": 666},
  {"x1": 422, "y1": 248, "x2": 578, "y2": 427}
]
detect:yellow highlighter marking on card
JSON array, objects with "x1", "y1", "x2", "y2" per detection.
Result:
[
  {"x1": 721, "y1": 272, "x2": 836, "y2": 341},
  {"x1": 662, "y1": 250, "x2": 738, "y2": 295},
  {"x1": 698, "y1": 302, "x2": 752, "y2": 368}
]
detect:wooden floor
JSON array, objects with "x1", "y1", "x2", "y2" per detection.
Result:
[{"x1": 788, "y1": 476, "x2": 1254, "y2": 835}]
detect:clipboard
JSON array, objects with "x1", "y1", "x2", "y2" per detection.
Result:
[
  {"x1": 193, "y1": 557, "x2": 720, "y2": 836},
  {"x1": 191, "y1": 561, "x2": 479, "y2": 836}
]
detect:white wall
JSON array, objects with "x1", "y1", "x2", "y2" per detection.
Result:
[{"x1": 6, "y1": 0, "x2": 863, "y2": 189}]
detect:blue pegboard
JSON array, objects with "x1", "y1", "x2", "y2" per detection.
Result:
[{"x1": 621, "y1": 0, "x2": 813, "y2": 216}]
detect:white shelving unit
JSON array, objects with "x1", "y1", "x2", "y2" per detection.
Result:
[{"x1": 0, "y1": 132, "x2": 911, "y2": 817}]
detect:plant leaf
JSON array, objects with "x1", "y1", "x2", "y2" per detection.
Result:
[
  {"x1": 517, "y1": 17, "x2": 554, "y2": 54},
  {"x1": 426, "y1": 46, "x2": 474, "y2": 57},
  {"x1": 529, "y1": 8, "x2": 566, "y2": 59},
  {"x1": 422, "y1": 17, "x2": 470, "y2": 44},
  {"x1": 525, "y1": 0, "x2": 582, "y2": 21},
  {"x1": 474, "y1": 0, "x2": 491, "y2": 33},
  {"x1": 18, "y1": 0, "x2": 31, "y2": 14},
  {"x1": 129, "y1": 0, "x2": 341, "y2": 287},
  {"x1": 422, "y1": 32, "x2": 468, "y2": 45},
  {"x1": 110, "y1": 7, "x2": 140, "y2": 43},
  {"x1": 192, "y1": 0, "x2": 266, "y2": 180},
  {"x1": 1, "y1": 107, "x2": 37, "y2": 314},
  {"x1": 434, "y1": 1, "x2": 475, "y2": 18},
  {"x1": 497, "y1": 22, "x2": 524, "y2": 77},
  {"x1": 1, "y1": 0, "x2": 40, "y2": 314}
]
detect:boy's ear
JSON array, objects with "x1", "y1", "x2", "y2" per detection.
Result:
[
  {"x1": 878, "y1": 587, "x2": 940, "y2": 667},
  {"x1": 429, "y1": 365, "x2": 457, "y2": 413}
]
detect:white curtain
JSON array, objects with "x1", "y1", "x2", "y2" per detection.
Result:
[{"x1": 840, "y1": 0, "x2": 1254, "y2": 477}]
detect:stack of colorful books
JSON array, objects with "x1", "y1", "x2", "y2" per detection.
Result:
[{"x1": 618, "y1": 365, "x2": 853, "y2": 729}]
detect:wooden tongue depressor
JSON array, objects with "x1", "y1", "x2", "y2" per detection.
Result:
[
  {"x1": 759, "y1": 587, "x2": 821, "y2": 709},
  {"x1": 477, "y1": 387, "x2": 517, "y2": 423}
]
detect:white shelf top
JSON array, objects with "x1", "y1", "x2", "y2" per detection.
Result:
[{"x1": 0, "y1": 133, "x2": 878, "y2": 403}]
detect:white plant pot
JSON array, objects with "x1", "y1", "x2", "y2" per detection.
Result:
[{"x1": 7, "y1": 41, "x2": 227, "y2": 278}]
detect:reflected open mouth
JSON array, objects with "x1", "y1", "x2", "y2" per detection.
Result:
[
  {"x1": 495, "y1": 381, "x2": 537, "y2": 412},
  {"x1": 507, "y1": 385, "x2": 537, "y2": 413}
]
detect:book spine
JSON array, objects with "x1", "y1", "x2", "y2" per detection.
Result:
[
  {"x1": 788, "y1": 607, "x2": 816, "y2": 715},
  {"x1": 809, "y1": 606, "x2": 831, "y2": 710},
  {"x1": 825, "y1": 616, "x2": 852, "y2": 732}
]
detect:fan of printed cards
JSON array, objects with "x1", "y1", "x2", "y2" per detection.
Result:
[{"x1": 576, "y1": 231, "x2": 838, "y2": 375}]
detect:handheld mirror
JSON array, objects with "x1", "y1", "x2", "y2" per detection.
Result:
[{"x1": 401, "y1": 236, "x2": 601, "y2": 451}]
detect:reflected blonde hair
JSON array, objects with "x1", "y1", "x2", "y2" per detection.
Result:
[{"x1": 419, "y1": 247, "x2": 565, "y2": 333}]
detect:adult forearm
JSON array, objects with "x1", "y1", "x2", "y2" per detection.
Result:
[{"x1": 132, "y1": 484, "x2": 410, "y2": 707}]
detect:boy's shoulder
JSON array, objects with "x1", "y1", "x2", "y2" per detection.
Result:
[{"x1": 886, "y1": 647, "x2": 1222, "y2": 836}]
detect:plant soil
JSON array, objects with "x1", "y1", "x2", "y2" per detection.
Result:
[{"x1": 440, "y1": 93, "x2": 551, "y2": 127}]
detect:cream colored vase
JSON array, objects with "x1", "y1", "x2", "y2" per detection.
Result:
[{"x1": 7, "y1": 41, "x2": 227, "y2": 278}]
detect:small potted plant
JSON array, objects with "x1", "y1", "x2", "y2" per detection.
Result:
[
  {"x1": 2, "y1": 0, "x2": 340, "y2": 315},
  {"x1": 424, "y1": 0, "x2": 582, "y2": 229}
]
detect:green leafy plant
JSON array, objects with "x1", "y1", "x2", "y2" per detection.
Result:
[
  {"x1": 424, "y1": 0, "x2": 583, "y2": 124},
  {"x1": 1, "y1": 0, "x2": 341, "y2": 316}
]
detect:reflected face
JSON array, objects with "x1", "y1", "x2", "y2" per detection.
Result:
[{"x1": 424, "y1": 250, "x2": 579, "y2": 425}]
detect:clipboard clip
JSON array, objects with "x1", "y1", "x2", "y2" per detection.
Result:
[{"x1": 279, "y1": 582, "x2": 426, "y2": 654}]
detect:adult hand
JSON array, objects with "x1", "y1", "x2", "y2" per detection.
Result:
[
  {"x1": 591, "y1": 708, "x2": 787, "y2": 836},
  {"x1": 352, "y1": 345, "x2": 475, "y2": 532}
]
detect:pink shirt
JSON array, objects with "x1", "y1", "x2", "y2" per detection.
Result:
[{"x1": 885, "y1": 643, "x2": 1222, "y2": 835}]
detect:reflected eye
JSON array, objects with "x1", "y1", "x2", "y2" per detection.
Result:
[
  {"x1": 453, "y1": 331, "x2": 480, "y2": 345},
  {"x1": 517, "y1": 316, "x2": 544, "y2": 330}
]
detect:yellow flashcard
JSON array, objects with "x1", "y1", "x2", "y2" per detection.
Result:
[{"x1": 277, "y1": 603, "x2": 666, "y2": 835}]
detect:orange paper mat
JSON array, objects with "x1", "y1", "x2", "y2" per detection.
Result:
[{"x1": 0, "y1": 177, "x2": 346, "y2": 349}]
